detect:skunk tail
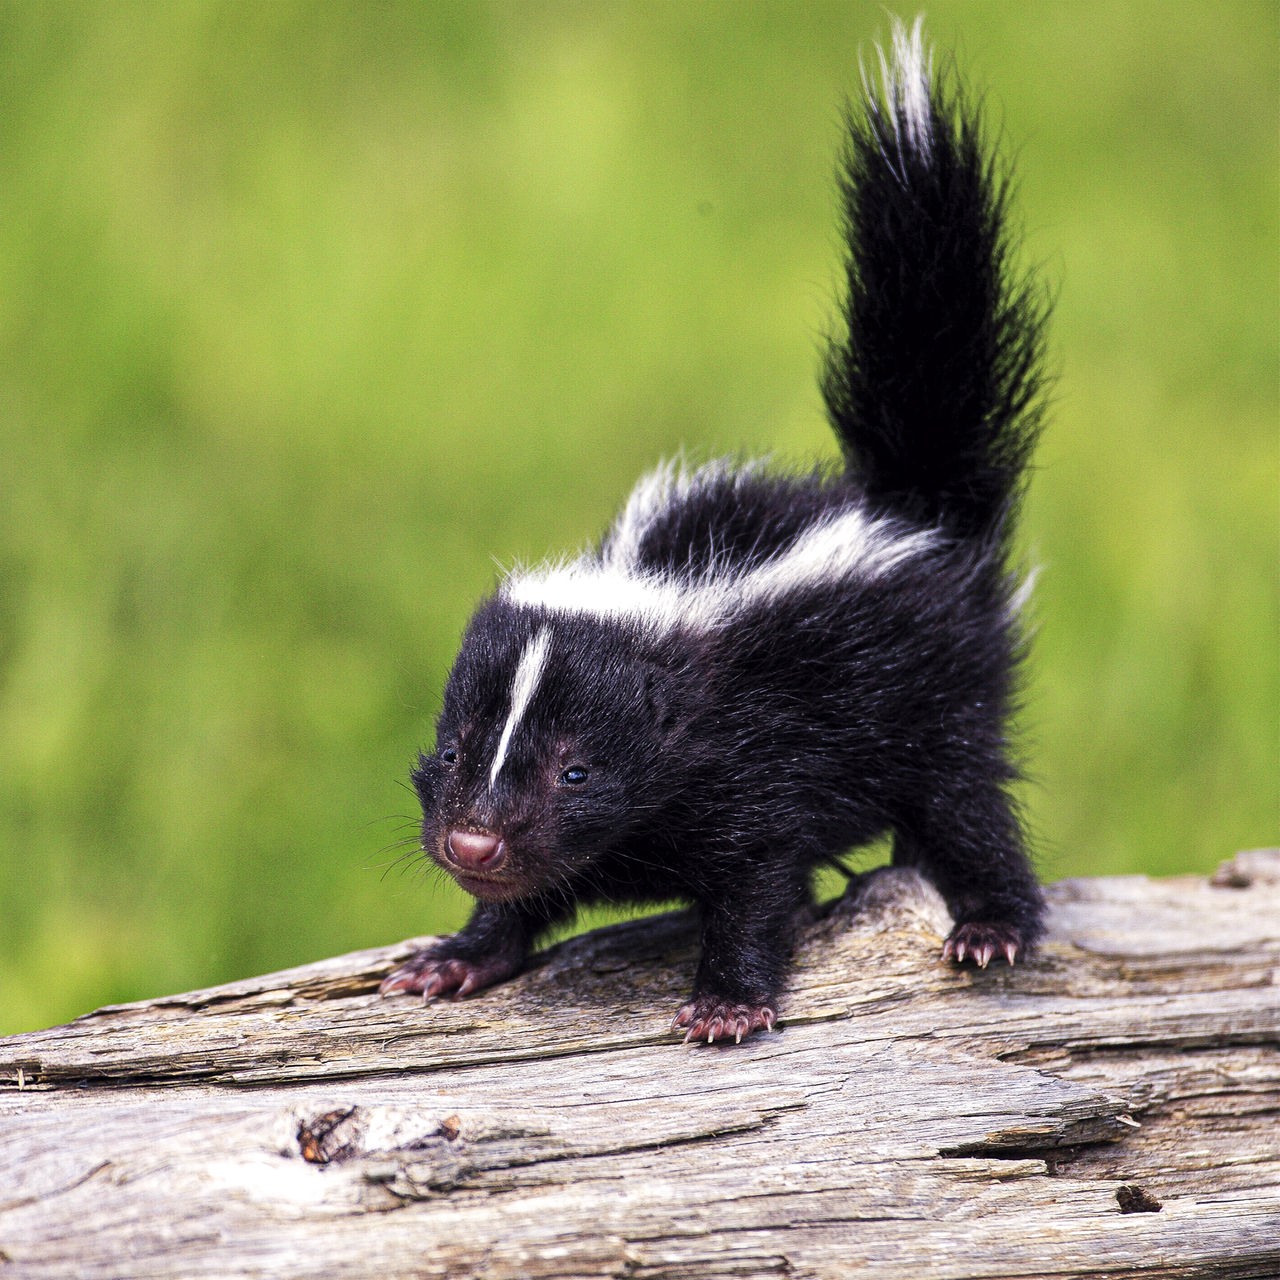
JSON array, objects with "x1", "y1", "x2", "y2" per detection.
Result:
[{"x1": 822, "y1": 18, "x2": 1049, "y2": 548}]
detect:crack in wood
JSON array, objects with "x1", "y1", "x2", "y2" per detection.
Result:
[{"x1": 0, "y1": 855, "x2": 1277, "y2": 1279}]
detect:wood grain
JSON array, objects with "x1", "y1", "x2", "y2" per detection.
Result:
[{"x1": 2, "y1": 852, "x2": 1277, "y2": 1279}]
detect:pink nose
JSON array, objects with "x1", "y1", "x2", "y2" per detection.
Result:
[{"x1": 445, "y1": 828, "x2": 505, "y2": 873}]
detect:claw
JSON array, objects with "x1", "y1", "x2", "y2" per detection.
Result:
[
  {"x1": 380, "y1": 948, "x2": 520, "y2": 1002},
  {"x1": 942, "y1": 922, "x2": 1026, "y2": 970},
  {"x1": 672, "y1": 999, "x2": 777, "y2": 1046}
]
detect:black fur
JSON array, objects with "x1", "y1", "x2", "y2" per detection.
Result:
[
  {"x1": 822, "y1": 67, "x2": 1048, "y2": 546},
  {"x1": 381, "y1": 25, "x2": 1049, "y2": 1043}
]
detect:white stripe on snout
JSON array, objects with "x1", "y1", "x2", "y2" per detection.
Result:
[{"x1": 488, "y1": 627, "x2": 552, "y2": 787}]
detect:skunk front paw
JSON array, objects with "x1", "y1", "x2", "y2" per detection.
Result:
[
  {"x1": 671, "y1": 997, "x2": 777, "y2": 1045},
  {"x1": 379, "y1": 947, "x2": 520, "y2": 1000}
]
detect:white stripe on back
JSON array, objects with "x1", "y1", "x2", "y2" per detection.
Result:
[
  {"x1": 506, "y1": 562, "x2": 694, "y2": 633},
  {"x1": 502, "y1": 488, "x2": 935, "y2": 635},
  {"x1": 605, "y1": 460, "x2": 683, "y2": 569},
  {"x1": 488, "y1": 627, "x2": 552, "y2": 787},
  {"x1": 731, "y1": 507, "x2": 934, "y2": 609},
  {"x1": 603, "y1": 458, "x2": 742, "y2": 573}
]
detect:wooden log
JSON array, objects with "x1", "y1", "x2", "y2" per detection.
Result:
[{"x1": 1, "y1": 851, "x2": 1277, "y2": 1279}]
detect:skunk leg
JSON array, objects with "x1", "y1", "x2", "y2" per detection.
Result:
[
  {"x1": 894, "y1": 786, "x2": 1045, "y2": 967},
  {"x1": 673, "y1": 872, "x2": 804, "y2": 1044}
]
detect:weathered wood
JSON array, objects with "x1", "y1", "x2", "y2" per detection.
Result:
[{"x1": 2, "y1": 852, "x2": 1277, "y2": 1279}]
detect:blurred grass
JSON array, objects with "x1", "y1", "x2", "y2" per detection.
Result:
[{"x1": 0, "y1": 0, "x2": 1275, "y2": 1035}]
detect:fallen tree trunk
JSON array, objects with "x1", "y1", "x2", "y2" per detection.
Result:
[{"x1": 1, "y1": 851, "x2": 1277, "y2": 1279}]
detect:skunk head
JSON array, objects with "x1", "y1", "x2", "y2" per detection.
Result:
[{"x1": 412, "y1": 602, "x2": 699, "y2": 902}]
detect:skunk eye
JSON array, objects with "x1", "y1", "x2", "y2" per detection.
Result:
[
  {"x1": 559, "y1": 765, "x2": 589, "y2": 786},
  {"x1": 439, "y1": 747, "x2": 458, "y2": 765}
]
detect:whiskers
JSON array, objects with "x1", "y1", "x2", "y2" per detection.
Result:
[{"x1": 365, "y1": 814, "x2": 438, "y2": 884}]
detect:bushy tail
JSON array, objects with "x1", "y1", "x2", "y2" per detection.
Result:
[{"x1": 822, "y1": 18, "x2": 1048, "y2": 547}]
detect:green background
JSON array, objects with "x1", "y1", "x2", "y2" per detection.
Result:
[{"x1": 1, "y1": 1, "x2": 1276, "y2": 1036}]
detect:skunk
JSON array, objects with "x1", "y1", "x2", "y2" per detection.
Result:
[{"x1": 381, "y1": 18, "x2": 1049, "y2": 1044}]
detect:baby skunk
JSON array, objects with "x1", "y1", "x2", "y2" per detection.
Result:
[{"x1": 381, "y1": 19, "x2": 1048, "y2": 1044}]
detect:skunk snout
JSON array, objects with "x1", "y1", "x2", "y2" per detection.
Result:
[{"x1": 444, "y1": 827, "x2": 506, "y2": 874}]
